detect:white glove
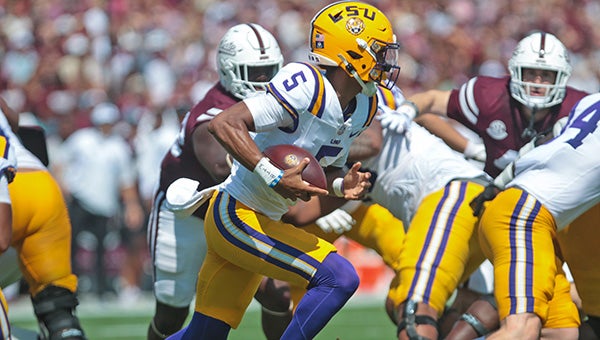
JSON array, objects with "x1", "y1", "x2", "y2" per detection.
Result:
[
  {"x1": 552, "y1": 117, "x2": 568, "y2": 137},
  {"x1": 316, "y1": 208, "x2": 356, "y2": 234},
  {"x1": 377, "y1": 102, "x2": 417, "y2": 135},
  {"x1": 463, "y1": 141, "x2": 486, "y2": 162}
]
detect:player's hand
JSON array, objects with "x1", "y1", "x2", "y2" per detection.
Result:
[
  {"x1": 463, "y1": 141, "x2": 487, "y2": 163},
  {"x1": 552, "y1": 117, "x2": 568, "y2": 137},
  {"x1": 316, "y1": 208, "x2": 356, "y2": 234},
  {"x1": 340, "y1": 162, "x2": 372, "y2": 200},
  {"x1": 276, "y1": 158, "x2": 329, "y2": 202},
  {"x1": 378, "y1": 105, "x2": 412, "y2": 134},
  {"x1": 469, "y1": 184, "x2": 500, "y2": 217}
]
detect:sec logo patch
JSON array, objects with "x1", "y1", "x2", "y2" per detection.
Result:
[{"x1": 486, "y1": 120, "x2": 508, "y2": 140}]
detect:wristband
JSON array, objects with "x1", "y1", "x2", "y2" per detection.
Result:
[
  {"x1": 332, "y1": 177, "x2": 344, "y2": 197},
  {"x1": 397, "y1": 100, "x2": 419, "y2": 120},
  {"x1": 254, "y1": 157, "x2": 284, "y2": 188}
]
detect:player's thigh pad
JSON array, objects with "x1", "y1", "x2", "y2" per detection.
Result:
[
  {"x1": 479, "y1": 188, "x2": 558, "y2": 322},
  {"x1": 9, "y1": 171, "x2": 77, "y2": 294},
  {"x1": 152, "y1": 200, "x2": 207, "y2": 307},
  {"x1": 390, "y1": 181, "x2": 482, "y2": 313},
  {"x1": 197, "y1": 191, "x2": 337, "y2": 327}
]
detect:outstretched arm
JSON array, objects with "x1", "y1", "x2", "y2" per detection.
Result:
[
  {"x1": 414, "y1": 113, "x2": 470, "y2": 153},
  {"x1": 408, "y1": 89, "x2": 452, "y2": 116}
]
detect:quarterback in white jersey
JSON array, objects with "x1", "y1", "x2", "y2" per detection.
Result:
[
  {"x1": 479, "y1": 93, "x2": 600, "y2": 339},
  {"x1": 166, "y1": 2, "x2": 401, "y2": 339},
  {"x1": 222, "y1": 62, "x2": 378, "y2": 220}
]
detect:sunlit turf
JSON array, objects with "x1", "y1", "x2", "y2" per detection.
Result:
[{"x1": 9, "y1": 293, "x2": 395, "y2": 340}]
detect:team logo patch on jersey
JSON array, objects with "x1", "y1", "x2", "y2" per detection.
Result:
[
  {"x1": 486, "y1": 120, "x2": 508, "y2": 140},
  {"x1": 346, "y1": 18, "x2": 365, "y2": 35},
  {"x1": 284, "y1": 154, "x2": 300, "y2": 167}
]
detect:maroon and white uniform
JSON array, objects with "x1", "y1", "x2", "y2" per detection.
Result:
[
  {"x1": 147, "y1": 83, "x2": 237, "y2": 308},
  {"x1": 447, "y1": 75, "x2": 588, "y2": 177}
]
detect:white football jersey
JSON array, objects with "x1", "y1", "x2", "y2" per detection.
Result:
[
  {"x1": 363, "y1": 88, "x2": 489, "y2": 227},
  {"x1": 364, "y1": 124, "x2": 489, "y2": 227},
  {"x1": 221, "y1": 62, "x2": 378, "y2": 220},
  {"x1": 0, "y1": 110, "x2": 45, "y2": 171},
  {"x1": 509, "y1": 92, "x2": 600, "y2": 230}
]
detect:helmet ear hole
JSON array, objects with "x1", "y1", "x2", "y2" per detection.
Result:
[{"x1": 347, "y1": 51, "x2": 363, "y2": 60}]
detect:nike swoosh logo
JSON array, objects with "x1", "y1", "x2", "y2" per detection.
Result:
[{"x1": 349, "y1": 130, "x2": 361, "y2": 138}]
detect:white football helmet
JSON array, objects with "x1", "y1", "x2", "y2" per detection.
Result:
[
  {"x1": 508, "y1": 32, "x2": 572, "y2": 109},
  {"x1": 217, "y1": 23, "x2": 283, "y2": 100}
]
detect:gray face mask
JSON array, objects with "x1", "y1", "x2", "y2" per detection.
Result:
[{"x1": 360, "y1": 81, "x2": 377, "y2": 97}]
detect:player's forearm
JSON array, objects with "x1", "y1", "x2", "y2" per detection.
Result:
[
  {"x1": 414, "y1": 113, "x2": 469, "y2": 152},
  {"x1": 208, "y1": 104, "x2": 263, "y2": 171},
  {"x1": 408, "y1": 89, "x2": 451, "y2": 117}
]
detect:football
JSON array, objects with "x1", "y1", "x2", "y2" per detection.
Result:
[{"x1": 263, "y1": 144, "x2": 327, "y2": 190}]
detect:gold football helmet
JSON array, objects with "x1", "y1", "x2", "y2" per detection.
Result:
[{"x1": 308, "y1": 1, "x2": 400, "y2": 95}]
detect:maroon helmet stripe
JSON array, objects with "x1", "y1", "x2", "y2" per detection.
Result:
[
  {"x1": 539, "y1": 32, "x2": 546, "y2": 58},
  {"x1": 246, "y1": 23, "x2": 266, "y2": 55}
]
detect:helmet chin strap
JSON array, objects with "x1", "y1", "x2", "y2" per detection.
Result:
[
  {"x1": 338, "y1": 54, "x2": 377, "y2": 96},
  {"x1": 521, "y1": 105, "x2": 538, "y2": 140}
]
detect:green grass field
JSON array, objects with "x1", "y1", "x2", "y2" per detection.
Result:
[{"x1": 8, "y1": 293, "x2": 396, "y2": 340}]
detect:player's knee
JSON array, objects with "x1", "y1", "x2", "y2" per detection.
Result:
[
  {"x1": 31, "y1": 285, "x2": 86, "y2": 340},
  {"x1": 397, "y1": 300, "x2": 439, "y2": 340},
  {"x1": 455, "y1": 294, "x2": 499, "y2": 338},
  {"x1": 312, "y1": 253, "x2": 359, "y2": 295},
  {"x1": 154, "y1": 279, "x2": 195, "y2": 308},
  {"x1": 385, "y1": 297, "x2": 397, "y2": 325}
]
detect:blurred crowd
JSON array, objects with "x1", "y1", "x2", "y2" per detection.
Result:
[{"x1": 1, "y1": 0, "x2": 600, "y2": 300}]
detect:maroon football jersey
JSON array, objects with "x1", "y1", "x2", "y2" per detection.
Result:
[
  {"x1": 446, "y1": 75, "x2": 588, "y2": 177},
  {"x1": 158, "y1": 83, "x2": 238, "y2": 217}
]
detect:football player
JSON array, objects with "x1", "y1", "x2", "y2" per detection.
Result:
[
  {"x1": 397, "y1": 31, "x2": 589, "y2": 338},
  {"x1": 281, "y1": 84, "x2": 499, "y2": 340},
  {"x1": 146, "y1": 23, "x2": 284, "y2": 340},
  {"x1": 0, "y1": 97, "x2": 86, "y2": 340},
  {"x1": 0, "y1": 101, "x2": 17, "y2": 340},
  {"x1": 166, "y1": 1, "x2": 400, "y2": 338},
  {"x1": 477, "y1": 91, "x2": 600, "y2": 339}
]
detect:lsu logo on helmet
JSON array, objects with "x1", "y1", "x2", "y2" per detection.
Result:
[{"x1": 346, "y1": 17, "x2": 365, "y2": 35}]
